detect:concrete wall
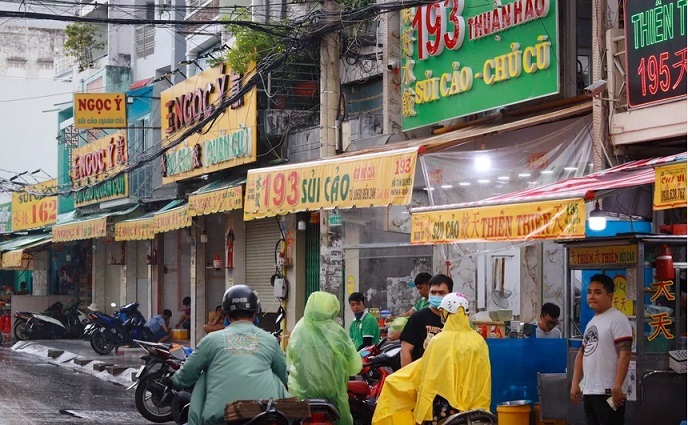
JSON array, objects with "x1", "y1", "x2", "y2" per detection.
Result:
[
  {"x1": 610, "y1": 100, "x2": 687, "y2": 146},
  {"x1": 32, "y1": 251, "x2": 50, "y2": 296},
  {"x1": 104, "y1": 241, "x2": 122, "y2": 308},
  {"x1": 0, "y1": 25, "x2": 66, "y2": 79}
]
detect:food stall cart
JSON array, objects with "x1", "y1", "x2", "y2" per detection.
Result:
[{"x1": 561, "y1": 234, "x2": 687, "y2": 425}]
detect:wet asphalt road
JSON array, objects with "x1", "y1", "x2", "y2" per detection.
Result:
[{"x1": 0, "y1": 345, "x2": 172, "y2": 425}]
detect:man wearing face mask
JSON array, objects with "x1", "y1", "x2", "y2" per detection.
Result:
[{"x1": 399, "y1": 273, "x2": 453, "y2": 367}]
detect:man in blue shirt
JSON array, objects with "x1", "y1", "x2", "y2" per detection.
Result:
[{"x1": 146, "y1": 309, "x2": 172, "y2": 342}]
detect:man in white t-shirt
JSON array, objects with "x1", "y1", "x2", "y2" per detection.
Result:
[
  {"x1": 535, "y1": 302, "x2": 562, "y2": 338},
  {"x1": 570, "y1": 274, "x2": 632, "y2": 425}
]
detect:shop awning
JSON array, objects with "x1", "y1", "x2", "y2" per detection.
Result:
[
  {"x1": 115, "y1": 214, "x2": 155, "y2": 241},
  {"x1": 0, "y1": 233, "x2": 51, "y2": 269},
  {"x1": 1, "y1": 236, "x2": 52, "y2": 268},
  {"x1": 153, "y1": 200, "x2": 191, "y2": 233},
  {"x1": 188, "y1": 178, "x2": 245, "y2": 217},
  {"x1": 52, "y1": 205, "x2": 139, "y2": 243},
  {"x1": 410, "y1": 153, "x2": 686, "y2": 245},
  {"x1": 244, "y1": 147, "x2": 419, "y2": 220}
]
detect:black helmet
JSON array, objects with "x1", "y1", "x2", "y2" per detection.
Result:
[{"x1": 222, "y1": 285, "x2": 260, "y2": 315}]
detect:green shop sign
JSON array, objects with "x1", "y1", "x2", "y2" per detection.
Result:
[
  {"x1": 74, "y1": 174, "x2": 128, "y2": 207},
  {"x1": 400, "y1": 0, "x2": 559, "y2": 130},
  {"x1": 0, "y1": 202, "x2": 11, "y2": 233}
]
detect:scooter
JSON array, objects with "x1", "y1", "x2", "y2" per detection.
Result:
[
  {"x1": 89, "y1": 302, "x2": 153, "y2": 355},
  {"x1": 13, "y1": 301, "x2": 66, "y2": 341},
  {"x1": 128, "y1": 339, "x2": 192, "y2": 423},
  {"x1": 22, "y1": 301, "x2": 88, "y2": 340},
  {"x1": 225, "y1": 397, "x2": 340, "y2": 425},
  {"x1": 347, "y1": 340, "x2": 402, "y2": 425}
]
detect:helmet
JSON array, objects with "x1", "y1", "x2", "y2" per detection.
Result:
[
  {"x1": 222, "y1": 285, "x2": 260, "y2": 315},
  {"x1": 439, "y1": 293, "x2": 469, "y2": 314}
]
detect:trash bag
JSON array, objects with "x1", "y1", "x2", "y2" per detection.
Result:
[
  {"x1": 287, "y1": 291, "x2": 362, "y2": 425},
  {"x1": 373, "y1": 307, "x2": 491, "y2": 425}
]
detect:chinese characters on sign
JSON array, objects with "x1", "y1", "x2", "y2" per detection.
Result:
[
  {"x1": 115, "y1": 218, "x2": 155, "y2": 241},
  {"x1": 52, "y1": 217, "x2": 108, "y2": 242},
  {"x1": 411, "y1": 198, "x2": 585, "y2": 244},
  {"x1": 568, "y1": 245, "x2": 638, "y2": 267},
  {"x1": 161, "y1": 63, "x2": 257, "y2": 184},
  {"x1": 71, "y1": 130, "x2": 129, "y2": 207},
  {"x1": 188, "y1": 186, "x2": 243, "y2": 217},
  {"x1": 624, "y1": 0, "x2": 688, "y2": 108},
  {"x1": 647, "y1": 280, "x2": 675, "y2": 342},
  {"x1": 11, "y1": 180, "x2": 57, "y2": 231},
  {"x1": 400, "y1": 0, "x2": 559, "y2": 130}
]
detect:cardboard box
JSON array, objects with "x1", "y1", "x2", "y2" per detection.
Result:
[{"x1": 171, "y1": 329, "x2": 188, "y2": 340}]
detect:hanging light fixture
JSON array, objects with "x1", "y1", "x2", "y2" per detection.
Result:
[{"x1": 588, "y1": 200, "x2": 607, "y2": 231}]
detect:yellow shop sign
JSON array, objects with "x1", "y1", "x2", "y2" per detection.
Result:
[
  {"x1": 411, "y1": 198, "x2": 586, "y2": 244},
  {"x1": 74, "y1": 93, "x2": 127, "y2": 129}
]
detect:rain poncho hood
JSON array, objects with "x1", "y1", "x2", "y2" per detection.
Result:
[
  {"x1": 287, "y1": 292, "x2": 362, "y2": 425},
  {"x1": 372, "y1": 309, "x2": 491, "y2": 425}
]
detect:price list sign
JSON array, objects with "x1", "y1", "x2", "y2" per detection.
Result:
[{"x1": 624, "y1": 0, "x2": 687, "y2": 108}]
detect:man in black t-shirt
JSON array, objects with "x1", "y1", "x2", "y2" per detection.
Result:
[{"x1": 399, "y1": 273, "x2": 453, "y2": 367}]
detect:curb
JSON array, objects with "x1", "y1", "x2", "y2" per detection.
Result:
[{"x1": 11, "y1": 341, "x2": 140, "y2": 387}]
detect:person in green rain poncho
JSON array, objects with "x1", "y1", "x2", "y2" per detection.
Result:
[{"x1": 287, "y1": 291, "x2": 362, "y2": 425}]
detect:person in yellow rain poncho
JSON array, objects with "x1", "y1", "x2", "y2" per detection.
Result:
[
  {"x1": 287, "y1": 291, "x2": 362, "y2": 425},
  {"x1": 373, "y1": 293, "x2": 491, "y2": 425}
]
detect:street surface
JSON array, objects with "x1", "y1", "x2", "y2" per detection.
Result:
[{"x1": 0, "y1": 345, "x2": 171, "y2": 424}]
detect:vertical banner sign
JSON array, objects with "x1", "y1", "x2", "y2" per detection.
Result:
[
  {"x1": 624, "y1": 0, "x2": 687, "y2": 108},
  {"x1": 0, "y1": 202, "x2": 11, "y2": 233},
  {"x1": 653, "y1": 162, "x2": 687, "y2": 210},
  {"x1": 161, "y1": 63, "x2": 258, "y2": 184},
  {"x1": 71, "y1": 130, "x2": 129, "y2": 207},
  {"x1": 11, "y1": 180, "x2": 58, "y2": 231},
  {"x1": 400, "y1": 0, "x2": 559, "y2": 130},
  {"x1": 73, "y1": 93, "x2": 127, "y2": 129}
]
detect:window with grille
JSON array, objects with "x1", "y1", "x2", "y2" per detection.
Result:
[
  {"x1": 136, "y1": 25, "x2": 156, "y2": 58},
  {"x1": 129, "y1": 118, "x2": 153, "y2": 199}
]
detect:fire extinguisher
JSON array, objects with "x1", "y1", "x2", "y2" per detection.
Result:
[
  {"x1": 226, "y1": 229, "x2": 235, "y2": 269},
  {"x1": 213, "y1": 254, "x2": 222, "y2": 270},
  {"x1": 655, "y1": 244, "x2": 675, "y2": 281}
]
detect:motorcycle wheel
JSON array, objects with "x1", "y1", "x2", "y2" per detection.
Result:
[
  {"x1": 13, "y1": 320, "x2": 31, "y2": 341},
  {"x1": 90, "y1": 329, "x2": 115, "y2": 355},
  {"x1": 135, "y1": 371, "x2": 174, "y2": 423}
]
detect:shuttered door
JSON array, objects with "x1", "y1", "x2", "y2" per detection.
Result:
[{"x1": 245, "y1": 219, "x2": 282, "y2": 313}]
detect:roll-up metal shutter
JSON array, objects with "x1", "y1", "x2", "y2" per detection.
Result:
[{"x1": 245, "y1": 218, "x2": 282, "y2": 312}]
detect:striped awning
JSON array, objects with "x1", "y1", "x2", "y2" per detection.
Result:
[{"x1": 0, "y1": 234, "x2": 51, "y2": 269}]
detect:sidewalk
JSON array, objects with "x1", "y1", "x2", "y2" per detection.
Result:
[{"x1": 10, "y1": 338, "x2": 189, "y2": 387}]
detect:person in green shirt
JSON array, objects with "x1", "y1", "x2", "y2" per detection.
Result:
[
  {"x1": 170, "y1": 285, "x2": 289, "y2": 425},
  {"x1": 348, "y1": 292, "x2": 381, "y2": 350},
  {"x1": 399, "y1": 272, "x2": 432, "y2": 317}
]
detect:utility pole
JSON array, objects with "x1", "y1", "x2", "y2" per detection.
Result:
[
  {"x1": 320, "y1": 0, "x2": 340, "y2": 159},
  {"x1": 319, "y1": 0, "x2": 341, "y2": 300}
]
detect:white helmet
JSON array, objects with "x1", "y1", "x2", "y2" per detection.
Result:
[{"x1": 439, "y1": 293, "x2": 469, "y2": 314}]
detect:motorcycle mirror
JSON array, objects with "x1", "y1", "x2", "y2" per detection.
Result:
[{"x1": 275, "y1": 312, "x2": 284, "y2": 325}]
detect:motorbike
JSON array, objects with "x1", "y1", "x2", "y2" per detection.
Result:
[
  {"x1": 128, "y1": 339, "x2": 192, "y2": 423},
  {"x1": 13, "y1": 301, "x2": 67, "y2": 341},
  {"x1": 88, "y1": 302, "x2": 154, "y2": 355},
  {"x1": 347, "y1": 339, "x2": 402, "y2": 425},
  {"x1": 435, "y1": 410, "x2": 497, "y2": 425},
  {"x1": 225, "y1": 397, "x2": 340, "y2": 425},
  {"x1": 20, "y1": 301, "x2": 88, "y2": 340}
]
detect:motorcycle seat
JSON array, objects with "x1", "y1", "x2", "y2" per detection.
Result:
[{"x1": 347, "y1": 381, "x2": 370, "y2": 397}]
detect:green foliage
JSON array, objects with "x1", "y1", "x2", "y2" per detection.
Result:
[
  {"x1": 220, "y1": 12, "x2": 284, "y2": 74},
  {"x1": 63, "y1": 22, "x2": 106, "y2": 72}
]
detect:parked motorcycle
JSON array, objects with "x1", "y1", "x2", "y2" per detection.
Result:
[
  {"x1": 128, "y1": 339, "x2": 192, "y2": 423},
  {"x1": 13, "y1": 301, "x2": 66, "y2": 341},
  {"x1": 20, "y1": 300, "x2": 88, "y2": 340},
  {"x1": 225, "y1": 397, "x2": 340, "y2": 425},
  {"x1": 348, "y1": 339, "x2": 402, "y2": 425},
  {"x1": 88, "y1": 302, "x2": 153, "y2": 355}
]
